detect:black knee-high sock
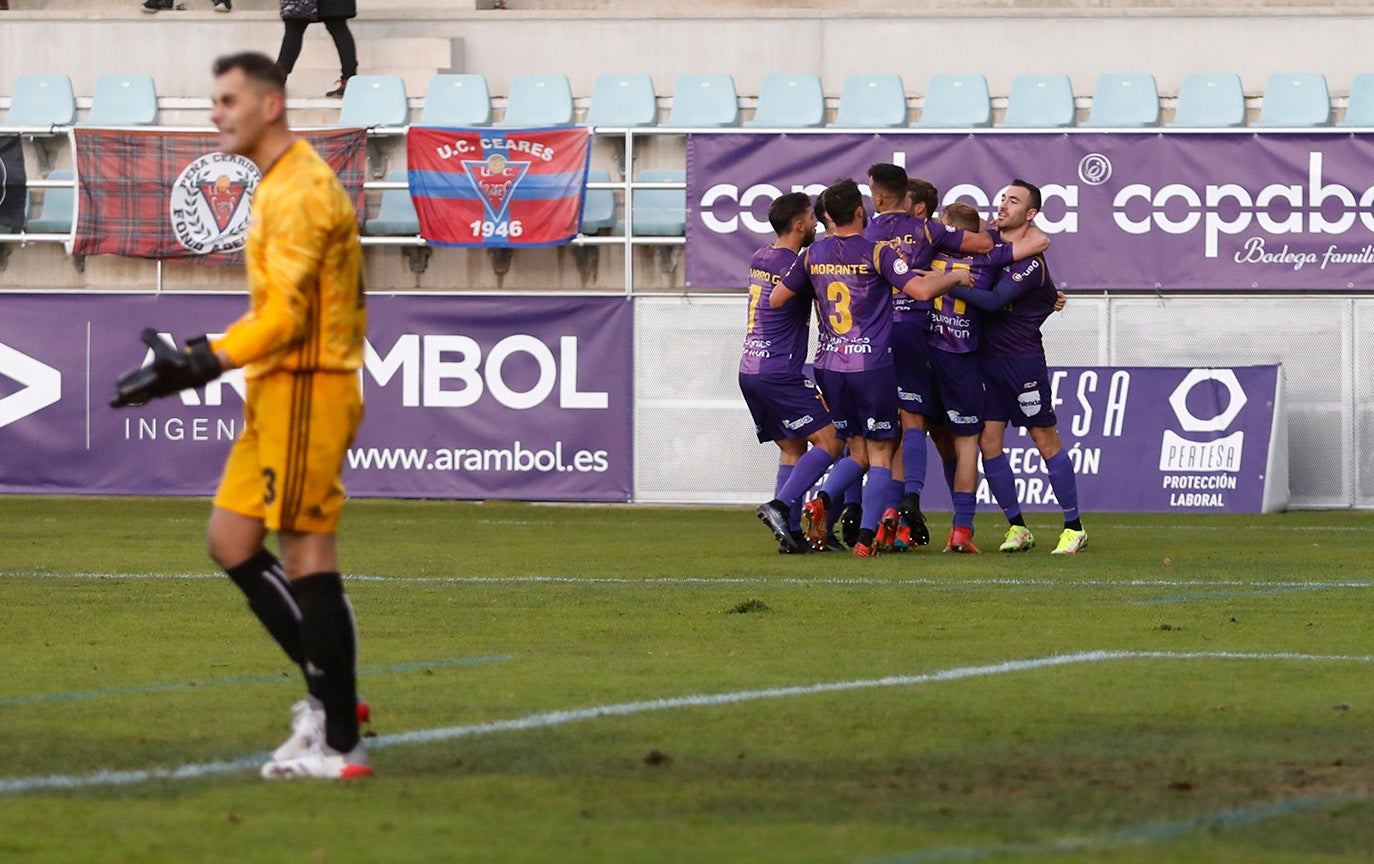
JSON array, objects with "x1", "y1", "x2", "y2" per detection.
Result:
[
  {"x1": 226, "y1": 550, "x2": 321, "y2": 699},
  {"x1": 292, "y1": 571, "x2": 360, "y2": 753}
]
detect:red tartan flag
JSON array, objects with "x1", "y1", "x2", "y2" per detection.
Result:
[
  {"x1": 406, "y1": 126, "x2": 591, "y2": 247},
  {"x1": 72, "y1": 128, "x2": 367, "y2": 264}
]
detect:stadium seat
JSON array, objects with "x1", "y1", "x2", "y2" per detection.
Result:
[
  {"x1": 912, "y1": 74, "x2": 991, "y2": 128},
  {"x1": 336, "y1": 75, "x2": 409, "y2": 128},
  {"x1": 830, "y1": 74, "x2": 907, "y2": 128},
  {"x1": 628, "y1": 168, "x2": 685, "y2": 236},
  {"x1": 419, "y1": 74, "x2": 491, "y2": 127},
  {"x1": 999, "y1": 74, "x2": 1076, "y2": 128},
  {"x1": 366, "y1": 169, "x2": 420, "y2": 236},
  {"x1": 1338, "y1": 73, "x2": 1374, "y2": 127},
  {"x1": 580, "y1": 168, "x2": 617, "y2": 234},
  {"x1": 746, "y1": 73, "x2": 825, "y2": 128},
  {"x1": 585, "y1": 74, "x2": 657, "y2": 127},
  {"x1": 1255, "y1": 73, "x2": 1330, "y2": 127},
  {"x1": 27, "y1": 169, "x2": 75, "y2": 234},
  {"x1": 83, "y1": 74, "x2": 158, "y2": 126},
  {"x1": 6, "y1": 75, "x2": 77, "y2": 127},
  {"x1": 499, "y1": 74, "x2": 574, "y2": 127},
  {"x1": 1170, "y1": 73, "x2": 1246, "y2": 128},
  {"x1": 666, "y1": 74, "x2": 739, "y2": 127},
  {"x1": 1081, "y1": 73, "x2": 1160, "y2": 127}
]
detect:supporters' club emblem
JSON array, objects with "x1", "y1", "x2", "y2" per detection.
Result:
[
  {"x1": 461, "y1": 152, "x2": 531, "y2": 223},
  {"x1": 170, "y1": 152, "x2": 260, "y2": 255}
]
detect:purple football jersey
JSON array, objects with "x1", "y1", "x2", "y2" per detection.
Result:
[
  {"x1": 864, "y1": 211, "x2": 966, "y2": 322},
  {"x1": 980, "y1": 250, "x2": 1057, "y2": 358},
  {"x1": 928, "y1": 243, "x2": 1015, "y2": 353},
  {"x1": 779, "y1": 233, "x2": 911, "y2": 373},
  {"x1": 739, "y1": 245, "x2": 811, "y2": 375}
]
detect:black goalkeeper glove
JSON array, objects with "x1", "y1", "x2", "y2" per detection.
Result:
[{"x1": 110, "y1": 328, "x2": 224, "y2": 408}]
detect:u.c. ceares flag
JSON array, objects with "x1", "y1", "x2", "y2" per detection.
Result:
[{"x1": 406, "y1": 126, "x2": 591, "y2": 247}]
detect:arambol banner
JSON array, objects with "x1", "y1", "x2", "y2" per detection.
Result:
[
  {"x1": 0, "y1": 293, "x2": 632, "y2": 501},
  {"x1": 686, "y1": 131, "x2": 1374, "y2": 291},
  {"x1": 406, "y1": 126, "x2": 590, "y2": 247},
  {"x1": 71, "y1": 129, "x2": 367, "y2": 263},
  {"x1": 907, "y1": 365, "x2": 1287, "y2": 515}
]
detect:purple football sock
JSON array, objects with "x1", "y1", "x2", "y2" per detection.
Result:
[
  {"x1": 860, "y1": 466, "x2": 893, "y2": 531},
  {"x1": 952, "y1": 491, "x2": 976, "y2": 531},
  {"x1": 902, "y1": 429, "x2": 928, "y2": 495},
  {"x1": 942, "y1": 458, "x2": 957, "y2": 496},
  {"x1": 777, "y1": 447, "x2": 837, "y2": 512},
  {"x1": 1046, "y1": 450, "x2": 1081, "y2": 523},
  {"x1": 819, "y1": 456, "x2": 865, "y2": 532},
  {"x1": 981, "y1": 453, "x2": 1021, "y2": 522}
]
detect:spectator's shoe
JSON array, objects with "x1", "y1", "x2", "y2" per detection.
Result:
[
  {"x1": 262, "y1": 740, "x2": 371, "y2": 781},
  {"x1": 801, "y1": 497, "x2": 829, "y2": 552},
  {"x1": 273, "y1": 698, "x2": 372, "y2": 761},
  {"x1": 852, "y1": 540, "x2": 879, "y2": 558},
  {"x1": 141, "y1": 0, "x2": 174, "y2": 11},
  {"x1": 779, "y1": 530, "x2": 810, "y2": 554},
  {"x1": 214, "y1": 0, "x2": 232, "y2": 11},
  {"x1": 756, "y1": 500, "x2": 800, "y2": 553},
  {"x1": 326, "y1": 78, "x2": 350, "y2": 98},
  {"x1": 837, "y1": 502, "x2": 862, "y2": 548},
  {"x1": 1051, "y1": 528, "x2": 1089, "y2": 555},
  {"x1": 892, "y1": 522, "x2": 913, "y2": 553},
  {"x1": 874, "y1": 507, "x2": 900, "y2": 553},
  {"x1": 942, "y1": 527, "x2": 980, "y2": 554},
  {"x1": 897, "y1": 493, "x2": 930, "y2": 546},
  {"x1": 998, "y1": 525, "x2": 1036, "y2": 553}
]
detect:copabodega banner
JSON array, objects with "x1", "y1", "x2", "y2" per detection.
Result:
[
  {"x1": 0, "y1": 293, "x2": 632, "y2": 501},
  {"x1": 685, "y1": 131, "x2": 1374, "y2": 291},
  {"x1": 906, "y1": 365, "x2": 1286, "y2": 515}
]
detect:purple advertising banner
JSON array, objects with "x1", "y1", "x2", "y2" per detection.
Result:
[
  {"x1": 686, "y1": 131, "x2": 1374, "y2": 291},
  {"x1": 0, "y1": 293, "x2": 632, "y2": 501},
  {"x1": 906, "y1": 365, "x2": 1283, "y2": 515}
]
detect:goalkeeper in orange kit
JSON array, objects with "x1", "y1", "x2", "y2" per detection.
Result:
[{"x1": 112, "y1": 51, "x2": 370, "y2": 780}]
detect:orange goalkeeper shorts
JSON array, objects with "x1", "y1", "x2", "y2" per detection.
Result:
[{"x1": 213, "y1": 370, "x2": 363, "y2": 533}]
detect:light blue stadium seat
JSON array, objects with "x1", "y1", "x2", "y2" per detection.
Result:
[
  {"x1": 747, "y1": 73, "x2": 825, "y2": 128},
  {"x1": 336, "y1": 75, "x2": 409, "y2": 128},
  {"x1": 1170, "y1": 73, "x2": 1246, "y2": 128},
  {"x1": 999, "y1": 74, "x2": 1076, "y2": 128},
  {"x1": 83, "y1": 74, "x2": 158, "y2": 126},
  {"x1": 6, "y1": 75, "x2": 77, "y2": 127},
  {"x1": 585, "y1": 74, "x2": 657, "y2": 127},
  {"x1": 500, "y1": 74, "x2": 574, "y2": 127},
  {"x1": 1255, "y1": 73, "x2": 1330, "y2": 127},
  {"x1": 1081, "y1": 73, "x2": 1160, "y2": 127},
  {"x1": 366, "y1": 170, "x2": 419, "y2": 236},
  {"x1": 580, "y1": 168, "x2": 617, "y2": 234},
  {"x1": 628, "y1": 168, "x2": 685, "y2": 236},
  {"x1": 27, "y1": 169, "x2": 75, "y2": 234},
  {"x1": 912, "y1": 74, "x2": 991, "y2": 128},
  {"x1": 419, "y1": 74, "x2": 490, "y2": 127},
  {"x1": 830, "y1": 74, "x2": 907, "y2": 128},
  {"x1": 1338, "y1": 73, "x2": 1374, "y2": 127},
  {"x1": 666, "y1": 74, "x2": 738, "y2": 127}
]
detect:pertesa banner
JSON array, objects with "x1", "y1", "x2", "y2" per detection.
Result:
[
  {"x1": 685, "y1": 131, "x2": 1374, "y2": 292},
  {"x1": 907, "y1": 365, "x2": 1288, "y2": 515},
  {"x1": 0, "y1": 293, "x2": 633, "y2": 501}
]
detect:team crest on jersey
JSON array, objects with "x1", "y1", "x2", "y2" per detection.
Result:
[
  {"x1": 461, "y1": 153, "x2": 531, "y2": 223},
  {"x1": 170, "y1": 153, "x2": 260, "y2": 255}
]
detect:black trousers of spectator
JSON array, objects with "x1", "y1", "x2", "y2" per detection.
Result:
[{"x1": 277, "y1": 17, "x2": 358, "y2": 80}]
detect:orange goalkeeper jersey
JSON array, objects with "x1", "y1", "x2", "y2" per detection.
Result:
[{"x1": 213, "y1": 139, "x2": 366, "y2": 379}]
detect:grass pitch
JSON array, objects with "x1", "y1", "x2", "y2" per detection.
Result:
[{"x1": 1, "y1": 496, "x2": 1371, "y2": 863}]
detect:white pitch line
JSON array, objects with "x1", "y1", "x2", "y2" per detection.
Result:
[
  {"x1": 2, "y1": 650, "x2": 1370, "y2": 796},
  {"x1": 1, "y1": 571, "x2": 1370, "y2": 591}
]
